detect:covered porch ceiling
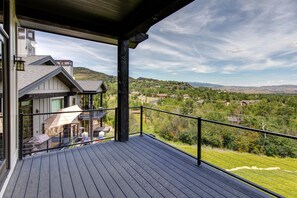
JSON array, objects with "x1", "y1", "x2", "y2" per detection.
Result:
[{"x1": 14, "y1": 0, "x2": 193, "y2": 48}]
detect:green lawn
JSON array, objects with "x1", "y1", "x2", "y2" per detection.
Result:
[{"x1": 144, "y1": 130, "x2": 297, "y2": 198}]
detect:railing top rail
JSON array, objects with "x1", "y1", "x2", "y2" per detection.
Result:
[
  {"x1": 202, "y1": 118, "x2": 297, "y2": 140},
  {"x1": 140, "y1": 105, "x2": 297, "y2": 140},
  {"x1": 143, "y1": 106, "x2": 198, "y2": 120},
  {"x1": 21, "y1": 107, "x2": 116, "y2": 117}
]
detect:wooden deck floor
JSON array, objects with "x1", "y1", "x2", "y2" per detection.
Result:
[{"x1": 4, "y1": 135, "x2": 271, "y2": 198}]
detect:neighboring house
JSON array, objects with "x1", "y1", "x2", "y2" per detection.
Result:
[
  {"x1": 75, "y1": 80, "x2": 107, "y2": 122},
  {"x1": 76, "y1": 80, "x2": 107, "y2": 110},
  {"x1": 1, "y1": 55, "x2": 107, "y2": 140},
  {"x1": 17, "y1": 55, "x2": 83, "y2": 139}
]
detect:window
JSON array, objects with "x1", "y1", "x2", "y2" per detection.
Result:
[
  {"x1": 18, "y1": 28, "x2": 25, "y2": 39},
  {"x1": 27, "y1": 30, "x2": 35, "y2": 40},
  {"x1": 51, "y1": 98, "x2": 64, "y2": 112}
]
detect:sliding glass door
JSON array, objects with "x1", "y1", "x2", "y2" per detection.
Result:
[{"x1": 0, "y1": 26, "x2": 9, "y2": 186}]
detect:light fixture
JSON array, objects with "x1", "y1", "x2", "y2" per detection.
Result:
[{"x1": 14, "y1": 55, "x2": 25, "y2": 71}]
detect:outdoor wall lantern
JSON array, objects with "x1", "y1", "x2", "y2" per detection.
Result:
[{"x1": 14, "y1": 55, "x2": 25, "y2": 71}]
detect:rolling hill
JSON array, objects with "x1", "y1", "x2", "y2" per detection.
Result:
[{"x1": 74, "y1": 67, "x2": 297, "y2": 94}]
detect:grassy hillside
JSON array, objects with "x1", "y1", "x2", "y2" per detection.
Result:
[
  {"x1": 73, "y1": 67, "x2": 116, "y2": 82},
  {"x1": 144, "y1": 129, "x2": 297, "y2": 197}
]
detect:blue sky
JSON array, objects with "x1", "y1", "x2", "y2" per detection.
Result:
[{"x1": 35, "y1": 0, "x2": 297, "y2": 86}]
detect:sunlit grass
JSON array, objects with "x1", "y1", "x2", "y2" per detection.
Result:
[{"x1": 144, "y1": 129, "x2": 297, "y2": 198}]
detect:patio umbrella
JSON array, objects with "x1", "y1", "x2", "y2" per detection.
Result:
[{"x1": 44, "y1": 105, "x2": 82, "y2": 129}]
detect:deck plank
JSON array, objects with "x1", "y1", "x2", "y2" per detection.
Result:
[
  {"x1": 49, "y1": 152, "x2": 63, "y2": 198},
  {"x1": 136, "y1": 136, "x2": 270, "y2": 198},
  {"x1": 113, "y1": 141, "x2": 203, "y2": 198},
  {"x1": 3, "y1": 160, "x2": 23, "y2": 198},
  {"x1": 96, "y1": 142, "x2": 175, "y2": 198},
  {"x1": 57, "y1": 151, "x2": 76, "y2": 198},
  {"x1": 71, "y1": 148, "x2": 101, "y2": 197},
  {"x1": 135, "y1": 136, "x2": 248, "y2": 198},
  {"x1": 100, "y1": 143, "x2": 152, "y2": 198},
  {"x1": 77, "y1": 147, "x2": 114, "y2": 198},
  {"x1": 4, "y1": 135, "x2": 273, "y2": 198},
  {"x1": 38, "y1": 154, "x2": 50, "y2": 198},
  {"x1": 11, "y1": 157, "x2": 32, "y2": 198},
  {"x1": 127, "y1": 139, "x2": 223, "y2": 197},
  {"x1": 103, "y1": 142, "x2": 163, "y2": 198},
  {"x1": 25, "y1": 156, "x2": 41, "y2": 198},
  {"x1": 64, "y1": 148, "x2": 88, "y2": 198},
  {"x1": 90, "y1": 144, "x2": 139, "y2": 198}
]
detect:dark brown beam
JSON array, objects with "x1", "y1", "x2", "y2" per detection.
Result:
[
  {"x1": 117, "y1": 39, "x2": 129, "y2": 142},
  {"x1": 129, "y1": 33, "x2": 148, "y2": 46},
  {"x1": 19, "y1": 92, "x2": 76, "y2": 101}
]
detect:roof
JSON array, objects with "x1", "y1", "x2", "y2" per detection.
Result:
[
  {"x1": 14, "y1": 0, "x2": 194, "y2": 48},
  {"x1": 22, "y1": 55, "x2": 56, "y2": 65},
  {"x1": 76, "y1": 80, "x2": 107, "y2": 93},
  {"x1": 18, "y1": 65, "x2": 83, "y2": 98}
]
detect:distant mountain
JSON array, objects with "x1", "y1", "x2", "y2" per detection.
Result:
[
  {"x1": 189, "y1": 82, "x2": 223, "y2": 88},
  {"x1": 190, "y1": 81, "x2": 297, "y2": 94},
  {"x1": 219, "y1": 85, "x2": 297, "y2": 94},
  {"x1": 74, "y1": 67, "x2": 297, "y2": 94},
  {"x1": 73, "y1": 67, "x2": 116, "y2": 82}
]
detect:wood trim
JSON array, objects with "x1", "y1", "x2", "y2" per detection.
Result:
[{"x1": 19, "y1": 92, "x2": 76, "y2": 101}]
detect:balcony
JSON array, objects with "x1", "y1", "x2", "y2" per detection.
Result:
[
  {"x1": 5, "y1": 106, "x2": 296, "y2": 197},
  {"x1": 4, "y1": 135, "x2": 270, "y2": 198}
]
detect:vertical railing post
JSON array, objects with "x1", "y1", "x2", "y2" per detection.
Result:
[
  {"x1": 46, "y1": 140, "x2": 49, "y2": 153},
  {"x1": 140, "y1": 106, "x2": 143, "y2": 136},
  {"x1": 114, "y1": 108, "x2": 118, "y2": 141},
  {"x1": 197, "y1": 117, "x2": 202, "y2": 166},
  {"x1": 59, "y1": 132, "x2": 62, "y2": 146},
  {"x1": 19, "y1": 113, "x2": 24, "y2": 160}
]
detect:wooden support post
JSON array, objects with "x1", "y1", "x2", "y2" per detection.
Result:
[
  {"x1": 90, "y1": 94, "x2": 94, "y2": 140},
  {"x1": 117, "y1": 39, "x2": 129, "y2": 142},
  {"x1": 100, "y1": 92, "x2": 103, "y2": 127},
  {"x1": 63, "y1": 96, "x2": 70, "y2": 141}
]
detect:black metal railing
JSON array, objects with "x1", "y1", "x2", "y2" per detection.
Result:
[
  {"x1": 140, "y1": 106, "x2": 296, "y2": 198},
  {"x1": 19, "y1": 108, "x2": 117, "y2": 159},
  {"x1": 18, "y1": 105, "x2": 296, "y2": 197}
]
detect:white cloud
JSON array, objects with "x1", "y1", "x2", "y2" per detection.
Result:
[
  {"x1": 34, "y1": 0, "x2": 297, "y2": 86},
  {"x1": 191, "y1": 65, "x2": 216, "y2": 74}
]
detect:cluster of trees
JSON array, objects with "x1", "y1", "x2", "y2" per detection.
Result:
[
  {"x1": 101, "y1": 77, "x2": 297, "y2": 158},
  {"x1": 144, "y1": 110, "x2": 297, "y2": 158}
]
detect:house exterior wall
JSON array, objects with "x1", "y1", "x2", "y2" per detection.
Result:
[
  {"x1": 32, "y1": 98, "x2": 51, "y2": 136},
  {"x1": 30, "y1": 77, "x2": 73, "y2": 136},
  {"x1": 29, "y1": 77, "x2": 70, "y2": 94}
]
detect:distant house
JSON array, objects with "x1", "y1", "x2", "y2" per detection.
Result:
[
  {"x1": 156, "y1": 93, "x2": 168, "y2": 98},
  {"x1": 240, "y1": 100, "x2": 260, "y2": 106},
  {"x1": 227, "y1": 116, "x2": 243, "y2": 124},
  {"x1": 183, "y1": 94, "x2": 190, "y2": 99},
  {"x1": 197, "y1": 99, "x2": 204, "y2": 104},
  {"x1": 130, "y1": 91, "x2": 140, "y2": 96}
]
